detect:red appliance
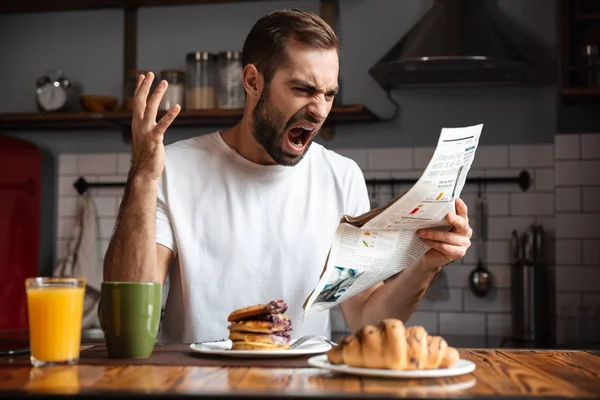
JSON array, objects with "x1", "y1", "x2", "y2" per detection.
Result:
[{"x1": 0, "y1": 135, "x2": 41, "y2": 330}]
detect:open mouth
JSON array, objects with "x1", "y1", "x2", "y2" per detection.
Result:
[{"x1": 287, "y1": 124, "x2": 316, "y2": 151}]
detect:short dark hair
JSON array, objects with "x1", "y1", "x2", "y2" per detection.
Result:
[{"x1": 242, "y1": 8, "x2": 340, "y2": 84}]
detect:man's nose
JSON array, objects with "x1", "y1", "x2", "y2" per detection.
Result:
[{"x1": 306, "y1": 96, "x2": 329, "y2": 122}]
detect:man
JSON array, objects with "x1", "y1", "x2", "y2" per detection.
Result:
[{"x1": 104, "y1": 9, "x2": 472, "y2": 343}]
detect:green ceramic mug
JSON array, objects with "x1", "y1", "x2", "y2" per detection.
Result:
[{"x1": 98, "y1": 282, "x2": 162, "y2": 358}]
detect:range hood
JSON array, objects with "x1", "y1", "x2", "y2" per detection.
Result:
[{"x1": 369, "y1": 0, "x2": 535, "y2": 89}]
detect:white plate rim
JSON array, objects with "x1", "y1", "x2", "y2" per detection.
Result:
[
  {"x1": 189, "y1": 339, "x2": 331, "y2": 358},
  {"x1": 307, "y1": 354, "x2": 476, "y2": 378}
]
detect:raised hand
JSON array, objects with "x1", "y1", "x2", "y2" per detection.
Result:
[{"x1": 130, "y1": 72, "x2": 181, "y2": 181}]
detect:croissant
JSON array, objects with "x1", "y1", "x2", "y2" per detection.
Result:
[{"x1": 326, "y1": 318, "x2": 459, "y2": 370}]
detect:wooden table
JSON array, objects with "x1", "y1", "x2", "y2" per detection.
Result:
[{"x1": 0, "y1": 348, "x2": 599, "y2": 399}]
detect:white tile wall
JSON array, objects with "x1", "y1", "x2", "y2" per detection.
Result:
[
  {"x1": 556, "y1": 292, "x2": 582, "y2": 317},
  {"x1": 57, "y1": 153, "x2": 128, "y2": 267},
  {"x1": 439, "y1": 313, "x2": 486, "y2": 336},
  {"x1": 581, "y1": 134, "x2": 600, "y2": 160},
  {"x1": 582, "y1": 187, "x2": 600, "y2": 212},
  {"x1": 555, "y1": 266, "x2": 599, "y2": 292},
  {"x1": 535, "y1": 216, "x2": 555, "y2": 233},
  {"x1": 485, "y1": 241, "x2": 511, "y2": 264},
  {"x1": 77, "y1": 154, "x2": 118, "y2": 175},
  {"x1": 487, "y1": 217, "x2": 535, "y2": 240},
  {"x1": 485, "y1": 193, "x2": 510, "y2": 216},
  {"x1": 582, "y1": 293, "x2": 600, "y2": 308},
  {"x1": 462, "y1": 244, "x2": 479, "y2": 264},
  {"x1": 510, "y1": 193, "x2": 554, "y2": 216},
  {"x1": 58, "y1": 197, "x2": 78, "y2": 217},
  {"x1": 554, "y1": 135, "x2": 579, "y2": 160},
  {"x1": 554, "y1": 133, "x2": 600, "y2": 346},
  {"x1": 555, "y1": 240, "x2": 582, "y2": 265},
  {"x1": 535, "y1": 168, "x2": 554, "y2": 191},
  {"x1": 463, "y1": 288, "x2": 511, "y2": 312},
  {"x1": 443, "y1": 265, "x2": 474, "y2": 288},
  {"x1": 94, "y1": 197, "x2": 118, "y2": 217},
  {"x1": 509, "y1": 144, "x2": 554, "y2": 168},
  {"x1": 582, "y1": 240, "x2": 600, "y2": 266},
  {"x1": 117, "y1": 153, "x2": 132, "y2": 175},
  {"x1": 472, "y1": 146, "x2": 509, "y2": 169},
  {"x1": 405, "y1": 311, "x2": 438, "y2": 335},
  {"x1": 485, "y1": 266, "x2": 512, "y2": 288},
  {"x1": 55, "y1": 137, "x2": 599, "y2": 347},
  {"x1": 487, "y1": 313, "x2": 512, "y2": 337},
  {"x1": 367, "y1": 148, "x2": 413, "y2": 170},
  {"x1": 556, "y1": 187, "x2": 581, "y2": 212},
  {"x1": 418, "y1": 288, "x2": 462, "y2": 311},
  {"x1": 414, "y1": 147, "x2": 434, "y2": 169},
  {"x1": 555, "y1": 160, "x2": 600, "y2": 186},
  {"x1": 556, "y1": 214, "x2": 600, "y2": 239},
  {"x1": 58, "y1": 154, "x2": 77, "y2": 174}
]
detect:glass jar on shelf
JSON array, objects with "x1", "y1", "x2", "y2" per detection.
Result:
[
  {"x1": 158, "y1": 69, "x2": 184, "y2": 111},
  {"x1": 185, "y1": 51, "x2": 217, "y2": 110},
  {"x1": 581, "y1": 44, "x2": 600, "y2": 86},
  {"x1": 216, "y1": 50, "x2": 245, "y2": 109}
]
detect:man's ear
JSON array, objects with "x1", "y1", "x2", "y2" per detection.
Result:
[{"x1": 243, "y1": 64, "x2": 263, "y2": 100}]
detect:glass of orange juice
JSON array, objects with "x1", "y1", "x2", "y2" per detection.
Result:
[{"x1": 25, "y1": 277, "x2": 86, "y2": 367}]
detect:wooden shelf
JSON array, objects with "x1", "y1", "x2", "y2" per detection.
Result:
[
  {"x1": 0, "y1": 0, "x2": 276, "y2": 14},
  {"x1": 0, "y1": 105, "x2": 378, "y2": 132},
  {"x1": 560, "y1": 87, "x2": 600, "y2": 102},
  {"x1": 0, "y1": 0, "x2": 355, "y2": 141}
]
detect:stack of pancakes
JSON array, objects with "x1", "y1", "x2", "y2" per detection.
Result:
[{"x1": 227, "y1": 299, "x2": 292, "y2": 350}]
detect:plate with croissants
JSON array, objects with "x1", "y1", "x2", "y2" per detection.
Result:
[
  {"x1": 307, "y1": 318, "x2": 476, "y2": 378},
  {"x1": 190, "y1": 300, "x2": 332, "y2": 358}
]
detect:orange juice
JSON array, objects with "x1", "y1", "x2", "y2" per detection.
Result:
[{"x1": 26, "y1": 285, "x2": 85, "y2": 364}]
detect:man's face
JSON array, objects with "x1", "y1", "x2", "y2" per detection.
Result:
[{"x1": 252, "y1": 39, "x2": 339, "y2": 166}]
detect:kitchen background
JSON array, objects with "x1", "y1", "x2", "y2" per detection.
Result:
[{"x1": 0, "y1": 0, "x2": 599, "y2": 349}]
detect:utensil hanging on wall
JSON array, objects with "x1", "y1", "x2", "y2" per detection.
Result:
[
  {"x1": 510, "y1": 229, "x2": 525, "y2": 340},
  {"x1": 510, "y1": 224, "x2": 551, "y2": 346},
  {"x1": 522, "y1": 226, "x2": 536, "y2": 341},
  {"x1": 469, "y1": 183, "x2": 493, "y2": 297}
]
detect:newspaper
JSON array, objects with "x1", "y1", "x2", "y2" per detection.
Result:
[{"x1": 303, "y1": 124, "x2": 483, "y2": 316}]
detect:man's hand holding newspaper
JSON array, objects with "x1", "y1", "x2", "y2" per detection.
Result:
[
  {"x1": 417, "y1": 197, "x2": 472, "y2": 267},
  {"x1": 303, "y1": 124, "x2": 483, "y2": 317}
]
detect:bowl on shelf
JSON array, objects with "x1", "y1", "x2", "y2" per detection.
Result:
[{"x1": 80, "y1": 95, "x2": 119, "y2": 112}]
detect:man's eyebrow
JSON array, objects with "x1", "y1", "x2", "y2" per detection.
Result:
[{"x1": 286, "y1": 78, "x2": 339, "y2": 95}]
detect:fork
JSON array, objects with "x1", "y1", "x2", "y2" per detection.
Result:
[{"x1": 288, "y1": 335, "x2": 338, "y2": 350}]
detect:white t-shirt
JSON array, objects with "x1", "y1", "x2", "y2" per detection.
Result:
[{"x1": 156, "y1": 131, "x2": 370, "y2": 343}]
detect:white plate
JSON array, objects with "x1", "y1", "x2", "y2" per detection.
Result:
[
  {"x1": 307, "y1": 354, "x2": 476, "y2": 378},
  {"x1": 189, "y1": 339, "x2": 331, "y2": 358}
]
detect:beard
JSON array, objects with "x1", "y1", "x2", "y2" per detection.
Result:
[{"x1": 252, "y1": 87, "x2": 320, "y2": 167}]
